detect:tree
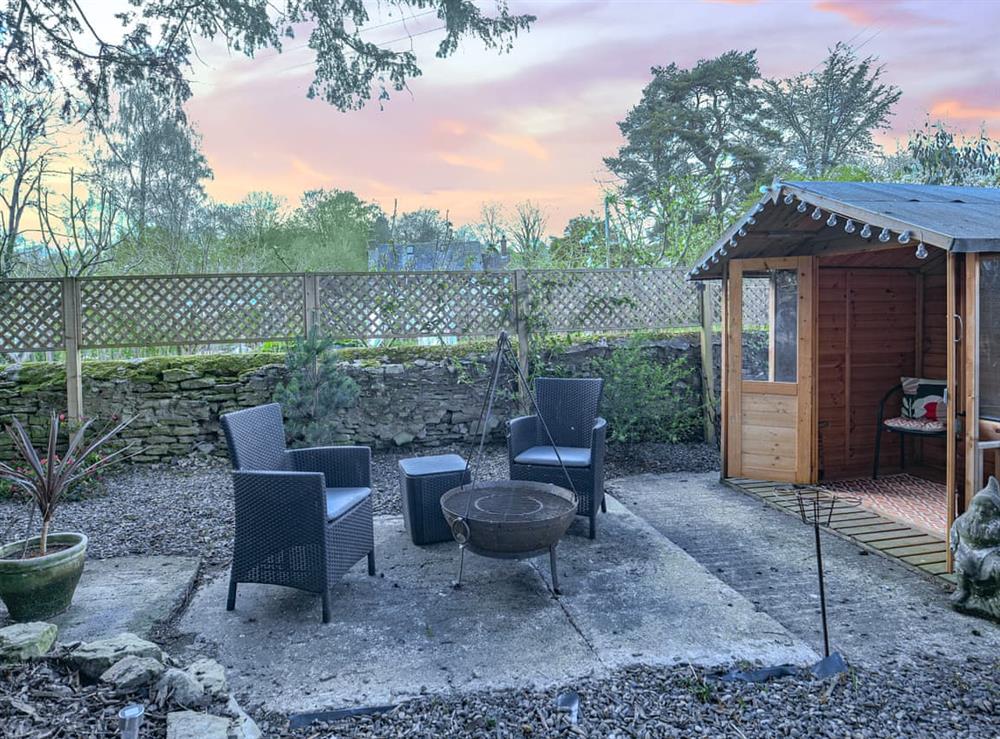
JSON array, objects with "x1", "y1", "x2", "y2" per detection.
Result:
[
  {"x1": 393, "y1": 208, "x2": 452, "y2": 244},
  {"x1": 604, "y1": 50, "x2": 777, "y2": 222},
  {"x1": 762, "y1": 43, "x2": 901, "y2": 178},
  {"x1": 905, "y1": 120, "x2": 1000, "y2": 186},
  {"x1": 1, "y1": 1, "x2": 534, "y2": 121},
  {"x1": 472, "y1": 201, "x2": 506, "y2": 251},
  {"x1": 0, "y1": 88, "x2": 59, "y2": 277},
  {"x1": 509, "y1": 200, "x2": 548, "y2": 266},
  {"x1": 94, "y1": 83, "x2": 213, "y2": 265},
  {"x1": 549, "y1": 214, "x2": 604, "y2": 267},
  {"x1": 37, "y1": 168, "x2": 130, "y2": 276},
  {"x1": 282, "y1": 189, "x2": 384, "y2": 272}
]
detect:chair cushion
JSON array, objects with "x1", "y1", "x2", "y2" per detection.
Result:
[
  {"x1": 326, "y1": 487, "x2": 371, "y2": 521},
  {"x1": 900, "y1": 377, "x2": 946, "y2": 422},
  {"x1": 399, "y1": 454, "x2": 468, "y2": 477},
  {"x1": 513, "y1": 446, "x2": 591, "y2": 468},
  {"x1": 884, "y1": 416, "x2": 945, "y2": 433}
]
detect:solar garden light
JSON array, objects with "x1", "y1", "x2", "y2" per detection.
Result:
[{"x1": 118, "y1": 704, "x2": 144, "y2": 739}]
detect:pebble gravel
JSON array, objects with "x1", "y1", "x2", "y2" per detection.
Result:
[
  {"x1": 0, "y1": 442, "x2": 719, "y2": 569},
  {"x1": 256, "y1": 658, "x2": 1000, "y2": 738}
]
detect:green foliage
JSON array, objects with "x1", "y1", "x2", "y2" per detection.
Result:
[
  {"x1": 272, "y1": 331, "x2": 360, "y2": 448},
  {"x1": 906, "y1": 121, "x2": 1000, "y2": 186},
  {"x1": 592, "y1": 340, "x2": 702, "y2": 444},
  {"x1": 5, "y1": 2, "x2": 535, "y2": 122},
  {"x1": 762, "y1": 42, "x2": 901, "y2": 178}
]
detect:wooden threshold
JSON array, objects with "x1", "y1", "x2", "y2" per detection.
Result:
[{"x1": 724, "y1": 477, "x2": 952, "y2": 587}]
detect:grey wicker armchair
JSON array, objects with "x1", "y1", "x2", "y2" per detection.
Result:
[
  {"x1": 220, "y1": 403, "x2": 375, "y2": 623},
  {"x1": 508, "y1": 377, "x2": 607, "y2": 539}
]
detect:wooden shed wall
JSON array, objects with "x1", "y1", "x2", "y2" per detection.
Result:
[{"x1": 817, "y1": 267, "x2": 919, "y2": 479}]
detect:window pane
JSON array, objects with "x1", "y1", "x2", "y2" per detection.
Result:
[
  {"x1": 741, "y1": 269, "x2": 798, "y2": 382},
  {"x1": 980, "y1": 257, "x2": 1000, "y2": 419},
  {"x1": 741, "y1": 276, "x2": 770, "y2": 380},
  {"x1": 773, "y1": 270, "x2": 798, "y2": 382}
]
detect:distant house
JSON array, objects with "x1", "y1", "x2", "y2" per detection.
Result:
[{"x1": 368, "y1": 239, "x2": 509, "y2": 271}]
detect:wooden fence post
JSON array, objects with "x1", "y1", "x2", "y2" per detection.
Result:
[
  {"x1": 513, "y1": 269, "x2": 530, "y2": 380},
  {"x1": 303, "y1": 273, "x2": 319, "y2": 337},
  {"x1": 62, "y1": 277, "x2": 83, "y2": 420},
  {"x1": 698, "y1": 283, "x2": 718, "y2": 444}
]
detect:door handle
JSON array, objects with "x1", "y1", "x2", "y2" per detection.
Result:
[{"x1": 954, "y1": 313, "x2": 963, "y2": 343}]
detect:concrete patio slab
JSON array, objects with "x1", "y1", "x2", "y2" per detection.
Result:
[
  {"x1": 0, "y1": 555, "x2": 200, "y2": 643},
  {"x1": 178, "y1": 501, "x2": 815, "y2": 713}
]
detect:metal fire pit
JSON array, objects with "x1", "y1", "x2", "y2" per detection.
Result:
[{"x1": 441, "y1": 480, "x2": 576, "y2": 592}]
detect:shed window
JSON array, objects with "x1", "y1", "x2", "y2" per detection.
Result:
[
  {"x1": 742, "y1": 269, "x2": 798, "y2": 382},
  {"x1": 980, "y1": 257, "x2": 1000, "y2": 420}
]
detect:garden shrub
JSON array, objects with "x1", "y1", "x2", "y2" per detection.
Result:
[
  {"x1": 593, "y1": 339, "x2": 702, "y2": 444},
  {"x1": 272, "y1": 330, "x2": 360, "y2": 447}
]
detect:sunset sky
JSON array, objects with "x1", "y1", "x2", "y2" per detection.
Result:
[{"x1": 182, "y1": 0, "x2": 1000, "y2": 232}]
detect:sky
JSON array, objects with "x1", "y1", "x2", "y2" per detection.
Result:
[{"x1": 181, "y1": 0, "x2": 1000, "y2": 233}]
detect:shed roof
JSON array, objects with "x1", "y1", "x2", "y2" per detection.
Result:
[{"x1": 689, "y1": 181, "x2": 1000, "y2": 280}]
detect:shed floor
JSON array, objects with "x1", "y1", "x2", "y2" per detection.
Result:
[{"x1": 819, "y1": 474, "x2": 947, "y2": 537}]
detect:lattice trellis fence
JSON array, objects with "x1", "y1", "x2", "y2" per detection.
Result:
[
  {"x1": 316, "y1": 271, "x2": 514, "y2": 340},
  {"x1": 0, "y1": 279, "x2": 64, "y2": 353},
  {"x1": 80, "y1": 274, "x2": 306, "y2": 348},
  {"x1": 525, "y1": 269, "x2": 701, "y2": 332}
]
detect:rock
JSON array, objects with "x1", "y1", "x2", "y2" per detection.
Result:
[
  {"x1": 0, "y1": 622, "x2": 58, "y2": 662},
  {"x1": 162, "y1": 368, "x2": 200, "y2": 382},
  {"x1": 951, "y1": 476, "x2": 1000, "y2": 621},
  {"x1": 393, "y1": 431, "x2": 415, "y2": 446},
  {"x1": 186, "y1": 658, "x2": 228, "y2": 698},
  {"x1": 100, "y1": 655, "x2": 165, "y2": 690},
  {"x1": 69, "y1": 633, "x2": 166, "y2": 680},
  {"x1": 167, "y1": 710, "x2": 230, "y2": 739},
  {"x1": 157, "y1": 667, "x2": 206, "y2": 706},
  {"x1": 226, "y1": 696, "x2": 263, "y2": 739}
]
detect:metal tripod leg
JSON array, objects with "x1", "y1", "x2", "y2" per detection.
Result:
[
  {"x1": 549, "y1": 544, "x2": 560, "y2": 595},
  {"x1": 454, "y1": 545, "x2": 466, "y2": 589},
  {"x1": 814, "y1": 520, "x2": 830, "y2": 658}
]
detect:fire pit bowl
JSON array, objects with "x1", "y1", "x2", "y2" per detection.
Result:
[{"x1": 440, "y1": 480, "x2": 576, "y2": 592}]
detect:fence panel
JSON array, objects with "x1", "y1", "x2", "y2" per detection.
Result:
[
  {"x1": 0, "y1": 279, "x2": 64, "y2": 352},
  {"x1": 79, "y1": 274, "x2": 306, "y2": 348},
  {"x1": 316, "y1": 271, "x2": 514, "y2": 339},
  {"x1": 525, "y1": 268, "x2": 700, "y2": 332}
]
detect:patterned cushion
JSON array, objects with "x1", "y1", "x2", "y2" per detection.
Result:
[
  {"x1": 900, "y1": 377, "x2": 946, "y2": 422},
  {"x1": 884, "y1": 416, "x2": 945, "y2": 433}
]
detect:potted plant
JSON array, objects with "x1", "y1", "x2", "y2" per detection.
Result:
[{"x1": 0, "y1": 412, "x2": 135, "y2": 621}]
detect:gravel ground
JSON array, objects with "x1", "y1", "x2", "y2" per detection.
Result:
[
  {"x1": 251, "y1": 658, "x2": 1000, "y2": 738},
  {"x1": 0, "y1": 442, "x2": 718, "y2": 569}
]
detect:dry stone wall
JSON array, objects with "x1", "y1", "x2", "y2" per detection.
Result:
[{"x1": 0, "y1": 335, "x2": 710, "y2": 464}]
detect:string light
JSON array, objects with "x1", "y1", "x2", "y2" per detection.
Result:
[
  {"x1": 738, "y1": 227, "x2": 747, "y2": 237},
  {"x1": 729, "y1": 237, "x2": 738, "y2": 248},
  {"x1": 747, "y1": 215, "x2": 756, "y2": 225},
  {"x1": 860, "y1": 224, "x2": 872, "y2": 239},
  {"x1": 898, "y1": 230, "x2": 912, "y2": 244},
  {"x1": 844, "y1": 219, "x2": 856, "y2": 234},
  {"x1": 784, "y1": 193, "x2": 795, "y2": 205},
  {"x1": 915, "y1": 242, "x2": 928, "y2": 259},
  {"x1": 826, "y1": 213, "x2": 838, "y2": 227},
  {"x1": 797, "y1": 201, "x2": 808, "y2": 213},
  {"x1": 878, "y1": 228, "x2": 891, "y2": 243},
  {"x1": 811, "y1": 207, "x2": 823, "y2": 221}
]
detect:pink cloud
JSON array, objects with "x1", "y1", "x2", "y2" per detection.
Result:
[{"x1": 812, "y1": 0, "x2": 948, "y2": 28}]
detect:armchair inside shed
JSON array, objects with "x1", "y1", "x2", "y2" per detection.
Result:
[{"x1": 690, "y1": 181, "x2": 1000, "y2": 566}]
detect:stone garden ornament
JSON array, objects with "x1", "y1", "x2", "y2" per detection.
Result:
[{"x1": 950, "y1": 476, "x2": 1000, "y2": 621}]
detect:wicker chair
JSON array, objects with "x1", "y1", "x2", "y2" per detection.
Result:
[
  {"x1": 220, "y1": 403, "x2": 375, "y2": 623},
  {"x1": 508, "y1": 377, "x2": 607, "y2": 539}
]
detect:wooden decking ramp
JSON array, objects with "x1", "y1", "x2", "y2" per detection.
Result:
[{"x1": 724, "y1": 478, "x2": 955, "y2": 586}]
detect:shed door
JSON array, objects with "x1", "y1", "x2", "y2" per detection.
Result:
[{"x1": 725, "y1": 257, "x2": 815, "y2": 483}]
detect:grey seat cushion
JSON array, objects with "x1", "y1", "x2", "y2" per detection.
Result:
[
  {"x1": 325, "y1": 487, "x2": 371, "y2": 521},
  {"x1": 513, "y1": 446, "x2": 591, "y2": 468},
  {"x1": 399, "y1": 454, "x2": 468, "y2": 477}
]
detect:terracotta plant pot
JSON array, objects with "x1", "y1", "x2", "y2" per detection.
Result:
[{"x1": 0, "y1": 533, "x2": 88, "y2": 622}]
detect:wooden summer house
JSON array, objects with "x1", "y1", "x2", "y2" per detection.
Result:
[{"x1": 689, "y1": 181, "x2": 1000, "y2": 551}]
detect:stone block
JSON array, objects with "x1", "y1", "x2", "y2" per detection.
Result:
[
  {"x1": 186, "y1": 657, "x2": 228, "y2": 698},
  {"x1": 100, "y1": 655, "x2": 165, "y2": 690},
  {"x1": 156, "y1": 667, "x2": 206, "y2": 706},
  {"x1": 0, "y1": 622, "x2": 58, "y2": 662},
  {"x1": 167, "y1": 711, "x2": 230, "y2": 739},
  {"x1": 69, "y1": 633, "x2": 166, "y2": 680}
]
